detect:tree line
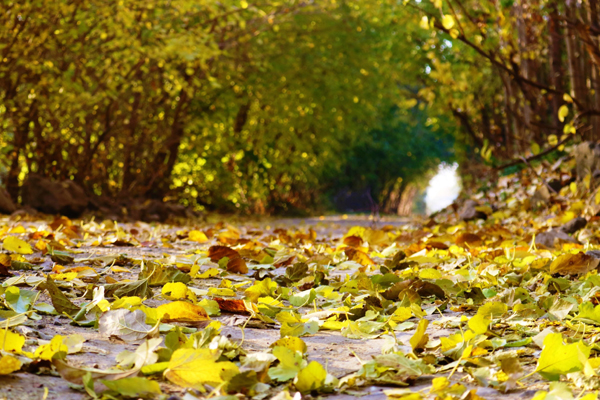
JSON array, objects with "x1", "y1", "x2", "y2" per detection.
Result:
[
  {"x1": 405, "y1": 0, "x2": 600, "y2": 169},
  {"x1": 13, "y1": 0, "x2": 588, "y2": 214}
]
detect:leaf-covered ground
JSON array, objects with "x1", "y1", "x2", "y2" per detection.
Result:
[{"x1": 2, "y1": 163, "x2": 600, "y2": 400}]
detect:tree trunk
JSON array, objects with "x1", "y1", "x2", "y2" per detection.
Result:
[{"x1": 549, "y1": 5, "x2": 565, "y2": 129}]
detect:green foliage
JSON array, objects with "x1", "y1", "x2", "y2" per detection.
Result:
[
  {"x1": 0, "y1": 0, "x2": 459, "y2": 214},
  {"x1": 325, "y1": 104, "x2": 454, "y2": 211}
]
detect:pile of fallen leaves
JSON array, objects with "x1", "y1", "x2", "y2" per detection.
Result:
[{"x1": 2, "y1": 154, "x2": 600, "y2": 399}]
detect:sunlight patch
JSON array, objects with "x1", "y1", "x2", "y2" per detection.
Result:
[{"x1": 425, "y1": 162, "x2": 460, "y2": 214}]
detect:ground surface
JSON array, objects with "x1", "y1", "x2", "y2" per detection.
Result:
[{"x1": 0, "y1": 209, "x2": 594, "y2": 400}]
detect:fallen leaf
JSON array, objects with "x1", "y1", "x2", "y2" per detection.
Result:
[
  {"x1": 164, "y1": 348, "x2": 239, "y2": 389},
  {"x1": 39, "y1": 277, "x2": 80, "y2": 316},
  {"x1": 268, "y1": 346, "x2": 305, "y2": 382},
  {"x1": 188, "y1": 230, "x2": 208, "y2": 243},
  {"x1": 345, "y1": 248, "x2": 375, "y2": 267},
  {"x1": 535, "y1": 333, "x2": 591, "y2": 380},
  {"x1": 99, "y1": 309, "x2": 160, "y2": 343},
  {"x1": 549, "y1": 253, "x2": 600, "y2": 276},
  {"x1": 214, "y1": 298, "x2": 250, "y2": 314},
  {"x1": 156, "y1": 301, "x2": 210, "y2": 323},
  {"x1": 0, "y1": 355, "x2": 21, "y2": 375},
  {"x1": 294, "y1": 361, "x2": 327, "y2": 393},
  {"x1": 410, "y1": 319, "x2": 429, "y2": 351},
  {"x1": 3, "y1": 236, "x2": 33, "y2": 255},
  {"x1": 101, "y1": 376, "x2": 162, "y2": 396},
  {"x1": 208, "y1": 246, "x2": 248, "y2": 274},
  {"x1": 0, "y1": 328, "x2": 25, "y2": 353}
]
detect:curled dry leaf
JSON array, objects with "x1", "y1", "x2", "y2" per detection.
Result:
[
  {"x1": 345, "y1": 248, "x2": 375, "y2": 267},
  {"x1": 549, "y1": 253, "x2": 600, "y2": 276},
  {"x1": 39, "y1": 277, "x2": 80, "y2": 316},
  {"x1": 343, "y1": 235, "x2": 364, "y2": 248},
  {"x1": 99, "y1": 309, "x2": 160, "y2": 343},
  {"x1": 208, "y1": 245, "x2": 248, "y2": 274},
  {"x1": 214, "y1": 298, "x2": 250, "y2": 314},
  {"x1": 156, "y1": 301, "x2": 210, "y2": 323}
]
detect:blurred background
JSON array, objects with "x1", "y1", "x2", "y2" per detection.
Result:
[{"x1": 0, "y1": 0, "x2": 594, "y2": 217}]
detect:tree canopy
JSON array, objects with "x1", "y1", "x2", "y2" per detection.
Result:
[{"x1": 2, "y1": 0, "x2": 596, "y2": 214}]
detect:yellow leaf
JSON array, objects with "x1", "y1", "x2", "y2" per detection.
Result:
[
  {"x1": 321, "y1": 320, "x2": 348, "y2": 330},
  {"x1": 419, "y1": 268, "x2": 442, "y2": 280},
  {"x1": 0, "y1": 329, "x2": 25, "y2": 353},
  {"x1": 270, "y1": 337, "x2": 308, "y2": 354},
  {"x1": 420, "y1": 16, "x2": 429, "y2": 30},
  {"x1": 391, "y1": 307, "x2": 412, "y2": 323},
  {"x1": 188, "y1": 230, "x2": 208, "y2": 243},
  {"x1": 50, "y1": 272, "x2": 78, "y2": 282},
  {"x1": 558, "y1": 105, "x2": 569, "y2": 123},
  {"x1": 563, "y1": 93, "x2": 573, "y2": 103},
  {"x1": 3, "y1": 236, "x2": 33, "y2": 255},
  {"x1": 548, "y1": 134, "x2": 558, "y2": 146},
  {"x1": 442, "y1": 15, "x2": 455, "y2": 30},
  {"x1": 294, "y1": 361, "x2": 327, "y2": 393},
  {"x1": 468, "y1": 314, "x2": 490, "y2": 335},
  {"x1": 208, "y1": 287, "x2": 236, "y2": 297},
  {"x1": 0, "y1": 355, "x2": 21, "y2": 375},
  {"x1": 536, "y1": 333, "x2": 590, "y2": 380},
  {"x1": 164, "y1": 348, "x2": 239, "y2": 389},
  {"x1": 196, "y1": 268, "x2": 220, "y2": 279},
  {"x1": 162, "y1": 282, "x2": 188, "y2": 300},
  {"x1": 34, "y1": 335, "x2": 68, "y2": 361},
  {"x1": 570, "y1": 182, "x2": 578, "y2": 196},
  {"x1": 156, "y1": 301, "x2": 209, "y2": 322},
  {"x1": 0, "y1": 254, "x2": 10, "y2": 266},
  {"x1": 477, "y1": 302, "x2": 508, "y2": 319},
  {"x1": 112, "y1": 296, "x2": 144, "y2": 310},
  {"x1": 410, "y1": 319, "x2": 429, "y2": 351},
  {"x1": 431, "y1": 376, "x2": 450, "y2": 392},
  {"x1": 8, "y1": 226, "x2": 26, "y2": 234}
]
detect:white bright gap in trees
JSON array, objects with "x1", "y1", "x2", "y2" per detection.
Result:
[{"x1": 425, "y1": 162, "x2": 460, "y2": 214}]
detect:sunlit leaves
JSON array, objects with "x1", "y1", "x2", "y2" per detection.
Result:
[
  {"x1": 268, "y1": 346, "x2": 305, "y2": 382},
  {"x1": 102, "y1": 377, "x2": 162, "y2": 397},
  {"x1": 294, "y1": 361, "x2": 327, "y2": 393},
  {"x1": 162, "y1": 282, "x2": 195, "y2": 301},
  {"x1": 99, "y1": 309, "x2": 160, "y2": 343},
  {"x1": 155, "y1": 301, "x2": 210, "y2": 323},
  {"x1": 357, "y1": 353, "x2": 434, "y2": 385},
  {"x1": 535, "y1": 333, "x2": 591, "y2": 380},
  {"x1": 188, "y1": 230, "x2": 208, "y2": 243},
  {"x1": 575, "y1": 302, "x2": 600, "y2": 325},
  {"x1": 409, "y1": 319, "x2": 429, "y2": 351},
  {"x1": 116, "y1": 338, "x2": 161, "y2": 369},
  {"x1": 270, "y1": 337, "x2": 308, "y2": 354},
  {"x1": 549, "y1": 253, "x2": 599, "y2": 276},
  {"x1": 139, "y1": 262, "x2": 191, "y2": 286},
  {"x1": 0, "y1": 355, "x2": 21, "y2": 375},
  {"x1": 164, "y1": 348, "x2": 239, "y2": 389},
  {"x1": 0, "y1": 329, "x2": 25, "y2": 353},
  {"x1": 558, "y1": 105, "x2": 569, "y2": 123},
  {"x1": 3, "y1": 237, "x2": 33, "y2": 255},
  {"x1": 467, "y1": 314, "x2": 490, "y2": 335},
  {"x1": 441, "y1": 15, "x2": 455, "y2": 30}
]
